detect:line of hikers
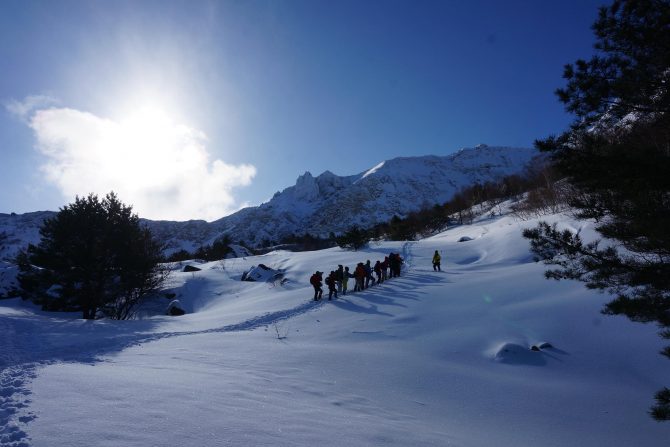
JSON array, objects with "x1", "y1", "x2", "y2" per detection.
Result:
[{"x1": 309, "y1": 253, "x2": 404, "y2": 301}]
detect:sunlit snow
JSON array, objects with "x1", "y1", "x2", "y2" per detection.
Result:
[{"x1": 1, "y1": 209, "x2": 668, "y2": 446}]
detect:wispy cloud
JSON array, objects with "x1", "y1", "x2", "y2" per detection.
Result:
[
  {"x1": 5, "y1": 95, "x2": 59, "y2": 122},
  {"x1": 14, "y1": 100, "x2": 255, "y2": 221}
]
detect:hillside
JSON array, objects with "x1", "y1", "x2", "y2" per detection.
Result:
[
  {"x1": 1, "y1": 209, "x2": 668, "y2": 446},
  {"x1": 199, "y1": 144, "x2": 537, "y2": 247},
  {"x1": 0, "y1": 145, "x2": 537, "y2": 260}
]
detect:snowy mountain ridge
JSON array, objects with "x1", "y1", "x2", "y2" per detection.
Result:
[
  {"x1": 0, "y1": 144, "x2": 537, "y2": 258},
  {"x1": 195, "y1": 144, "x2": 538, "y2": 248}
]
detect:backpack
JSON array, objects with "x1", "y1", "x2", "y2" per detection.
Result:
[
  {"x1": 310, "y1": 274, "x2": 320, "y2": 286},
  {"x1": 355, "y1": 265, "x2": 365, "y2": 278}
]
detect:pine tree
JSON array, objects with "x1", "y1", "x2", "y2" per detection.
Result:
[
  {"x1": 17, "y1": 192, "x2": 167, "y2": 320},
  {"x1": 523, "y1": 0, "x2": 670, "y2": 420},
  {"x1": 337, "y1": 226, "x2": 369, "y2": 251}
]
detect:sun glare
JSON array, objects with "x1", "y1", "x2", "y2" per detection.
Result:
[
  {"x1": 123, "y1": 106, "x2": 172, "y2": 134},
  {"x1": 108, "y1": 104, "x2": 200, "y2": 190}
]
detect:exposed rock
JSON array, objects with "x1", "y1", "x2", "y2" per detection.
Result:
[
  {"x1": 242, "y1": 264, "x2": 284, "y2": 282},
  {"x1": 166, "y1": 299, "x2": 186, "y2": 316}
]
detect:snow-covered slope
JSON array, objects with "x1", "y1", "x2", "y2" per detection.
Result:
[
  {"x1": 0, "y1": 212, "x2": 51, "y2": 261},
  {"x1": 0, "y1": 145, "x2": 537, "y2": 260},
  {"x1": 1, "y1": 210, "x2": 668, "y2": 446}
]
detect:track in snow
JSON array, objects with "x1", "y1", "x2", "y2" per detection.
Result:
[{"x1": 0, "y1": 243, "x2": 424, "y2": 445}]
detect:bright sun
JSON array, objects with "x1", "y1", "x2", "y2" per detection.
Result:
[
  {"x1": 101, "y1": 104, "x2": 205, "y2": 190},
  {"x1": 122, "y1": 106, "x2": 173, "y2": 154},
  {"x1": 119, "y1": 105, "x2": 175, "y2": 146}
]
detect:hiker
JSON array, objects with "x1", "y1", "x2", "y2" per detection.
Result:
[
  {"x1": 432, "y1": 250, "x2": 441, "y2": 271},
  {"x1": 335, "y1": 265, "x2": 344, "y2": 293},
  {"x1": 389, "y1": 253, "x2": 402, "y2": 278},
  {"x1": 374, "y1": 260, "x2": 382, "y2": 284},
  {"x1": 325, "y1": 271, "x2": 338, "y2": 300},
  {"x1": 342, "y1": 266, "x2": 353, "y2": 295},
  {"x1": 388, "y1": 253, "x2": 397, "y2": 278},
  {"x1": 354, "y1": 263, "x2": 366, "y2": 292},
  {"x1": 310, "y1": 271, "x2": 323, "y2": 301},
  {"x1": 364, "y1": 260, "x2": 375, "y2": 288},
  {"x1": 381, "y1": 256, "x2": 389, "y2": 282},
  {"x1": 395, "y1": 254, "x2": 404, "y2": 277}
]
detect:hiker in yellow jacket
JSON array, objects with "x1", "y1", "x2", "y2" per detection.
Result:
[{"x1": 432, "y1": 250, "x2": 441, "y2": 272}]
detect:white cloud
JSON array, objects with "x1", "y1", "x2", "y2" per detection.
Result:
[{"x1": 26, "y1": 106, "x2": 256, "y2": 221}]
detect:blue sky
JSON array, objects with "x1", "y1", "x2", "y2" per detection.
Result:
[{"x1": 0, "y1": 0, "x2": 605, "y2": 221}]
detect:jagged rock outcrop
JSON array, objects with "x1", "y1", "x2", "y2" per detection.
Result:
[{"x1": 204, "y1": 145, "x2": 538, "y2": 246}]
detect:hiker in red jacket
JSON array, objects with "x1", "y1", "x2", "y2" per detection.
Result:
[
  {"x1": 354, "y1": 263, "x2": 366, "y2": 292},
  {"x1": 310, "y1": 271, "x2": 323, "y2": 301}
]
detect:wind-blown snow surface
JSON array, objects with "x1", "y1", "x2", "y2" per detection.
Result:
[{"x1": 1, "y1": 213, "x2": 668, "y2": 446}]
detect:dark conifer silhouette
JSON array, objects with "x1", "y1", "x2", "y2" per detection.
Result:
[
  {"x1": 17, "y1": 192, "x2": 168, "y2": 320},
  {"x1": 523, "y1": 0, "x2": 670, "y2": 420},
  {"x1": 336, "y1": 226, "x2": 369, "y2": 251}
]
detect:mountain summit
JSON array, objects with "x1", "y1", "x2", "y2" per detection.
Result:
[
  {"x1": 1, "y1": 145, "x2": 538, "y2": 257},
  {"x1": 150, "y1": 145, "x2": 538, "y2": 250}
]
